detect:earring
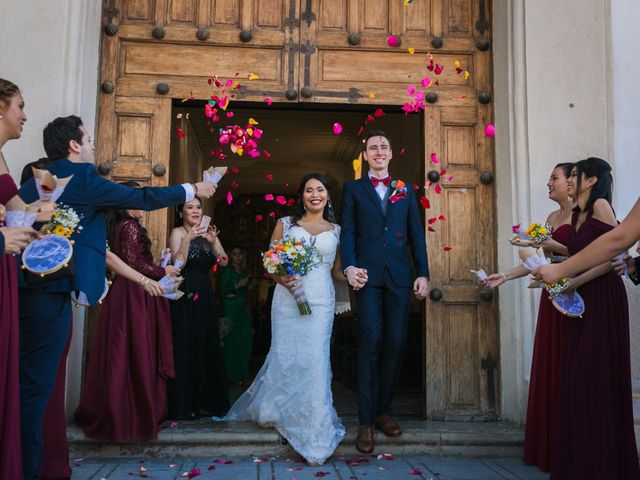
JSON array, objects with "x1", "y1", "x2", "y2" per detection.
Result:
[
  {"x1": 303, "y1": 203, "x2": 307, "y2": 210},
  {"x1": 328, "y1": 200, "x2": 333, "y2": 210}
]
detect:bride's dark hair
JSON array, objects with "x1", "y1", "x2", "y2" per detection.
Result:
[{"x1": 290, "y1": 173, "x2": 337, "y2": 225}]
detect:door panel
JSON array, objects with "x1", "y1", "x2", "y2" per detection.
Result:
[{"x1": 425, "y1": 103, "x2": 497, "y2": 419}]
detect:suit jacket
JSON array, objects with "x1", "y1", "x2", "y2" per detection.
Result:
[
  {"x1": 19, "y1": 158, "x2": 186, "y2": 304},
  {"x1": 340, "y1": 176, "x2": 429, "y2": 287}
]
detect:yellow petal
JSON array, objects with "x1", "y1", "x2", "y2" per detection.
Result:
[
  {"x1": 248, "y1": 117, "x2": 259, "y2": 125},
  {"x1": 464, "y1": 70, "x2": 470, "y2": 80},
  {"x1": 454, "y1": 60, "x2": 461, "y2": 69},
  {"x1": 408, "y1": 47, "x2": 415, "y2": 55},
  {"x1": 249, "y1": 72, "x2": 260, "y2": 80},
  {"x1": 367, "y1": 92, "x2": 376, "y2": 99},
  {"x1": 353, "y1": 159, "x2": 361, "y2": 171}
]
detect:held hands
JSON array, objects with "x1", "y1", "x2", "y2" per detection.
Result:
[
  {"x1": 0, "y1": 226, "x2": 38, "y2": 254},
  {"x1": 194, "y1": 181, "x2": 216, "y2": 200},
  {"x1": 414, "y1": 276, "x2": 429, "y2": 300},
  {"x1": 346, "y1": 267, "x2": 368, "y2": 291},
  {"x1": 186, "y1": 223, "x2": 207, "y2": 241}
]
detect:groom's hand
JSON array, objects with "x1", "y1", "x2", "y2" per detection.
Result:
[
  {"x1": 346, "y1": 267, "x2": 368, "y2": 291},
  {"x1": 413, "y1": 277, "x2": 429, "y2": 300}
]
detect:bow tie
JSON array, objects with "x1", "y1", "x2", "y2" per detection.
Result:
[{"x1": 370, "y1": 176, "x2": 391, "y2": 187}]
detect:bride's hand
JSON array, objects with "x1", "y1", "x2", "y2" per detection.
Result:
[{"x1": 273, "y1": 274, "x2": 297, "y2": 292}]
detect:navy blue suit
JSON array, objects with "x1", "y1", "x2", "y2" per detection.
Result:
[
  {"x1": 340, "y1": 176, "x2": 428, "y2": 425},
  {"x1": 18, "y1": 158, "x2": 186, "y2": 479}
]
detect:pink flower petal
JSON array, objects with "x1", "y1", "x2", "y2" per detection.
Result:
[
  {"x1": 332, "y1": 122, "x2": 343, "y2": 135},
  {"x1": 255, "y1": 215, "x2": 264, "y2": 222},
  {"x1": 265, "y1": 173, "x2": 273, "y2": 181},
  {"x1": 275, "y1": 195, "x2": 286, "y2": 205},
  {"x1": 409, "y1": 469, "x2": 422, "y2": 475},
  {"x1": 264, "y1": 97, "x2": 273, "y2": 105},
  {"x1": 265, "y1": 194, "x2": 274, "y2": 201},
  {"x1": 386, "y1": 35, "x2": 399, "y2": 47},
  {"x1": 269, "y1": 211, "x2": 276, "y2": 218},
  {"x1": 226, "y1": 191, "x2": 233, "y2": 205},
  {"x1": 407, "y1": 85, "x2": 416, "y2": 96},
  {"x1": 176, "y1": 126, "x2": 185, "y2": 138},
  {"x1": 435, "y1": 183, "x2": 442, "y2": 194},
  {"x1": 421, "y1": 76, "x2": 431, "y2": 88},
  {"x1": 443, "y1": 246, "x2": 453, "y2": 252},
  {"x1": 484, "y1": 123, "x2": 496, "y2": 137},
  {"x1": 430, "y1": 152, "x2": 439, "y2": 164}
]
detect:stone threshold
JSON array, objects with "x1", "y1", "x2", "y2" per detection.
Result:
[{"x1": 69, "y1": 419, "x2": 525, "y2": 459}]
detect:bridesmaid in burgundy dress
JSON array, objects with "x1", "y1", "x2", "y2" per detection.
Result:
[
  {"x1": 551, "y1": 158, "x2": 639, "y2": 479},
  {"x1": 0, "y1": 77, "x2": 38, "y2": 480},
  {"x1": 75, "y1": 183, "x2": 180, "y2": 441},
  {"x1": 484, "y1": 163, "x2": 573, "y2": 471}
]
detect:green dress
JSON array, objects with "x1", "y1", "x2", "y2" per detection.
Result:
[{"x1": 219, "y1": 267, "x2": 253, "y2": 381}]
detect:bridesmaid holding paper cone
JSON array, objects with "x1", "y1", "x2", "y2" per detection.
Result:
[{"x1": 483, "y1": 163, "x2": 573, "y2": 472}]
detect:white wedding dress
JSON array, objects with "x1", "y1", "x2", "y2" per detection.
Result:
[{"x1": 224, "y1": 216, "x2": 346, "y2": 464}]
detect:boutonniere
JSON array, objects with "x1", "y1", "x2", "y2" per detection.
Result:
[{"x1": 389, "y1": 179, "x2": 408, "y2": 203}]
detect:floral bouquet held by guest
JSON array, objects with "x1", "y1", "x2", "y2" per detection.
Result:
[
  {"x1": 519, "y1": 247, "x2": 585, "y2": 317},
  {"x1": 510, "y1": 222, "x2": 552, "y2": 246},
  {"x1": 262, "y1": 237, "x2": 322, "y2": 315}
]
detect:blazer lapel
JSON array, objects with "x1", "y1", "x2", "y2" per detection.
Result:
[{"x1": 359, "y1": 178, "x2": 385, "y2": 217}]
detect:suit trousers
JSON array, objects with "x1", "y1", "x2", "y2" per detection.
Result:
[
  {"x1": 355, "y1": 270, "x2": 411, "y2": 426},
  {"x1": 18, "y1": 290, "x2": 71, "y2": 479}
]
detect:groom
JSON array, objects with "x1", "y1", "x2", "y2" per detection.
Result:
[{"x1": 340, "y1": 130, "x2": 429, "y2": 454}]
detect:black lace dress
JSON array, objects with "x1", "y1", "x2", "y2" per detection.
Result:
[{"x1": 167, "y1": 237, "x2": 229, "y2": 419}]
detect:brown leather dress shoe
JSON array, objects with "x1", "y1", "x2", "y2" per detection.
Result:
[
  {"x1": 374, "y1": 415, "x2": 401, "y2": 437},
  {"x1": 355, "y1": 425, "x2": 375, "y2": 454}
]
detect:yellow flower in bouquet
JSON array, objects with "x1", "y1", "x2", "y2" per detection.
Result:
[
  {"x1": 45, "y1": 205, "x2": 82, "y2": 238},
  {"x1": 524, "y1": 223, "x2": 551, "y2": 244}
]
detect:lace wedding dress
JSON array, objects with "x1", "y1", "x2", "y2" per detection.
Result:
[{"x1": 224, "y1": 217, "x2": 346, "y2": 464}]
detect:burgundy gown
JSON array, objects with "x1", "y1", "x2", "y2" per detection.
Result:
[
  {"x1": 0, "y1": 173, "x2": 22, "y2": 479},
  {"x1": 551, "y1": 209, "x2": 640, "y2": 479},
  {"x1": 523, "y1": 224, "x2": 571, "y2": 472},
  {"x1": 74, "y1": 218, "x2": 175, "y2": 441}
]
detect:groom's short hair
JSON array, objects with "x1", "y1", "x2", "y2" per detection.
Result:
[{"x1": 363, "y1": 130, "x2": 392, "y2": 152}]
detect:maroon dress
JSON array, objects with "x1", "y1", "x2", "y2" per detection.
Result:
[
  {"x1": 523, "y1": 224, "x2": 571, "y2": 472},
  {"x1": 74, "y1": 218, "x2": 175, "y2": 441},
  {"x1": 551, "y1": 209, "x2": 640, "y2": 479},
  {"x1": 0, "y1": 173, "x2": 22, "y2": 479}
]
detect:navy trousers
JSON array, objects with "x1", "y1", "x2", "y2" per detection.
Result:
[
  {"x1": 18, "y1": 289, "x2": 71, "y2": 479},
  {"x1": 355, "y1": 270, "x2": 411, "y2": 426}
]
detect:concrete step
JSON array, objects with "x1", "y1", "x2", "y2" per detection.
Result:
[{"x1": 69, "y1": 419, "x2": 525, "y2": 459}]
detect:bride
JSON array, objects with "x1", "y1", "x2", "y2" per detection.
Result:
[{"x1": 223, "y1": 173, "x2": 348, "y2": 465}]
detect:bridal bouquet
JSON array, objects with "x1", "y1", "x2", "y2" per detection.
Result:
[{"x1": 262, "y1": 238, "x2": 323, "y2": 315}]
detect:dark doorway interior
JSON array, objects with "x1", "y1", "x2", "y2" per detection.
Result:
[{"x1": 169, "y1": 101, "x2": 425, "y2": 419}]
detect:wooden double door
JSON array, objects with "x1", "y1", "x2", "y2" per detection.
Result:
[{"x1": 96, "y1": 0, "x2": 498, "y2": 419}]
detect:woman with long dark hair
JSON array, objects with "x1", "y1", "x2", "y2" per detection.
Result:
[
  {"x1": 484, "y1": 163, "x2": 573, "y2": 472},
  {"x1": 223, "y1": 173, "x2": 348, "y2": 465},
  {"x1": 166, "y1": 197, "x2": 230, "y2": 419},
  {"x1": 550, "y1": 158, "x2": 639, "y2": 479},
  {"x1": 74, "y1": 181, "x2": 179, "y2": 441}
]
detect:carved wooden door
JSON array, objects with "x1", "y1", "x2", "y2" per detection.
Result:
[{"x1": 96, "y1": 0, "x2": 497, "y2": 418}]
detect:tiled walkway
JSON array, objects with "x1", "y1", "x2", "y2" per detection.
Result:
[{"x1": 71, "y1": 455, "x2": 549, "y2": 479}]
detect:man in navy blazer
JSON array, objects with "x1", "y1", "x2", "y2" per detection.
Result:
[
  {"x1": 18, "y1": 115, "x2": 216, "y2": 479},
  {"x1": 340, "y1": 130, "x2": 429, "y2": 454}
]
